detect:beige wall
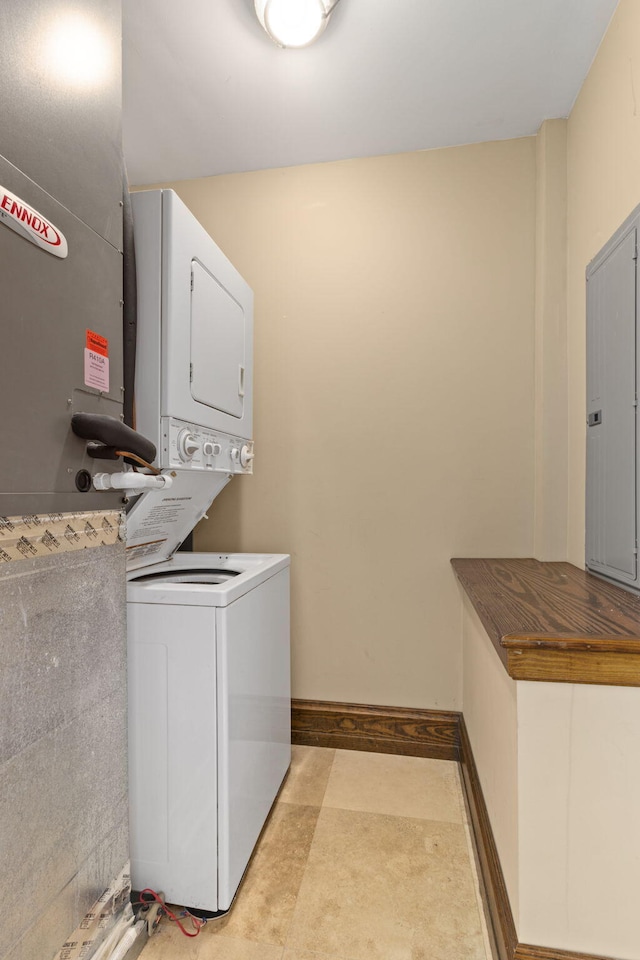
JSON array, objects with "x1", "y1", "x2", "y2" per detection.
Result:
[
  {"x1": 533, "y1": 119, "x2": 568, "y2": 561},
  {"x1": 153, "y1": 137, "x2": 537, "y2": 709},
  {"x1": 567, "y1": 0, "x2": 640, "y2": 566}
]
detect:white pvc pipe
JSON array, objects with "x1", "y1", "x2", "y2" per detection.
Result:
[
  {"x1": 91, "y1": 914, "x2": 134, "y2": 960},
  {"x1": 93, "y1": 472, "x2": 173, "y2": 492},
  {"x1": 106, "y1": 921, "x2": 146, "y2": 960}
]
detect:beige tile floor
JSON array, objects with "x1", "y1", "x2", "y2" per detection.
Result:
[{"x1": 139, "y1": 747, "x2": 492, "y2": 960}]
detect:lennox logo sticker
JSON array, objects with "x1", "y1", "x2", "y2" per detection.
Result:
[{"x1": 0, "y1": 185, "x2": 68, "y2": 259}]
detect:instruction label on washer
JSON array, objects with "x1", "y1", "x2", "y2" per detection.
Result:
[{"x1": 125, "y1": 471, "x2": 231, "y2": 570}]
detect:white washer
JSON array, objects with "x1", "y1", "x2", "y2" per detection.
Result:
[{"x1": 127, "y1": 551, "x2": 291, "y2": 913}]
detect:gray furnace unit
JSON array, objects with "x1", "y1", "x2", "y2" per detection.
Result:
[
  {"x1": 586, "y1": 204, "x2": 640, "y2": 591},
  {"x1": 0, "y1": 0, "x2": 136, "y2": 516}
]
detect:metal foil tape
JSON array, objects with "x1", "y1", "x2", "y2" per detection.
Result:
[{"x1": 0, "y1": 511, "x2": 123, "y2": 563}]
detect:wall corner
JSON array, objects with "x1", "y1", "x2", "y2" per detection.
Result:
[{"x1": 533, "y1": 118, "x2": 569, "y2": 561}]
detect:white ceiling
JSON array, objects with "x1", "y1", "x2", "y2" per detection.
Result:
[{"x1": 123, "y1": 0, "x2": 619, "y2": 185}]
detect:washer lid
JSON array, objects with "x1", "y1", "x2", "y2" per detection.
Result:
[
  {"x1": 126, "y1": 552, "x2": 291, "y2": 607},
  {"x1": 125, "y1": 470, "x2": 231, "y2": 572},
  {"x1": 129, "y1": 568, "x2": 241, "y2": 584}
]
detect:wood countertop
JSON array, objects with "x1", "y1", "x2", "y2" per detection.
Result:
[{"x1": 451, "y1": 558, "x2": 640, "y2": 686}]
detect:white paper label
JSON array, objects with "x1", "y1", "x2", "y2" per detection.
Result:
[
  {"x1": 125, "y1": 471, "x2": 231, "y2": 570},
  {"x1": 84, "y1": 348, "x2": 110, "y2": 391}
]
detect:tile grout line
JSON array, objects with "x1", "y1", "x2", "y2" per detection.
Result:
[
  {"x1": 284, "y1": 749, "x2": 487, "y2": 960},
  {"x1": 280, "y1": 748, "x2": 338, "y2": 958},
  {"x1": 281, "y1": 800, "x2": 486, "y2": 960},
  {"x1": 284, "y1": 747, "x2": 489, "y2": 960},
  {"x1": 318, "y1": 747, "x2": 337, "y2": 809},
  {"x1": 321, "y1": 748, "x2": 469, "y2": 825}
]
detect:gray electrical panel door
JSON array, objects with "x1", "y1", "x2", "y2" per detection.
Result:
[{"x1": 586, "y1": 210, "x2": 639, "y2": 590}]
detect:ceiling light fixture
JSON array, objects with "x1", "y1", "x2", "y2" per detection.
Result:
[
  {"x1": 45, "y1": 13, "x2": 111, "y2": 87},
  {"x1": 254, "y1": 0, "x2": 342, "y2": 49}
]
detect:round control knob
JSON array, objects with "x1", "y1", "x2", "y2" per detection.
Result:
[
  {"x1": 202, "y1": 441, "x2": 216, "y2": 457},
  {"x1": 177, "y1": 430, "x2": 199, "y2": 461},
  {"x1": 240, "y1": 445, "x2": 255, "y2": 469},
  {"x1": 230, "y1": 447, "x2": 239, "y2": 462}
]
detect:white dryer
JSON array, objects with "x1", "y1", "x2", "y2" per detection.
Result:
[
  {"x1": 131, "y1": 188, "x2": 254, "y2": 476},
  {"x1": 127, "y1": 550, "x2": 291, "y2": 913}
]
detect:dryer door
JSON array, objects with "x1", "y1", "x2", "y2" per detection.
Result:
[{"x1": 190, "y1": 259, "x2": 246, "y2": 420}]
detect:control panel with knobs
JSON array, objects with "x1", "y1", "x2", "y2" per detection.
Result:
[
  {"x1": 240, "y1": 444, "x2": 254, "y2": 469},
  {"x1": 164, "y1": 418, "x2": 254, "y2": 473},
  {"x1": 177, "y1": 429, "x2": 200, "y2": 461},
  {"x1": 202, "y1": 441, "x2": 221, "y2": 458},
  {"x1": 230, "y1": 443, "x2": 254, "y2": 469}
]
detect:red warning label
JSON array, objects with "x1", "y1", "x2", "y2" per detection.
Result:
[
  {"x1": 84, "y1": 330, "x2": 109, "y2": 391},
  {"x1": 86, "y1": 330, "x2": 108, "y2": 357}
]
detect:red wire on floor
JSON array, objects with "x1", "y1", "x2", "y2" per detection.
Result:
[{"x1": 138, "y1": 888, "x2": 205, "y2": 938}]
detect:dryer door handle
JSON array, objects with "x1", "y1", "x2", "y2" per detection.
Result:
[{"x1": 238, "y1": 365, "x2": 246, "y2": 398}]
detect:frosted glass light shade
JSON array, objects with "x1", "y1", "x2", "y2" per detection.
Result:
[{"x1": 255, "y1": 0, "x2": 331, "y2": 48}]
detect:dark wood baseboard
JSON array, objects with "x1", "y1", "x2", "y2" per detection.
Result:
[
  {"x1": 293, "y1": 700, "x2": 617, "y2": 960},
  {"x1": 291, "y1": 699, "x2": 460, "y2": 761},
  {"x1": 513, "y1": 947, "x2": 614, "y2": 960},
  {"x1": 459, "y1": 716, "x2": 517, "y2": 960}
]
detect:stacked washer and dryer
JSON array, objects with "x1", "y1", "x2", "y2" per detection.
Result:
[{"x1": 125, "y1": 190, "x2": 291, "y2": 914}]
